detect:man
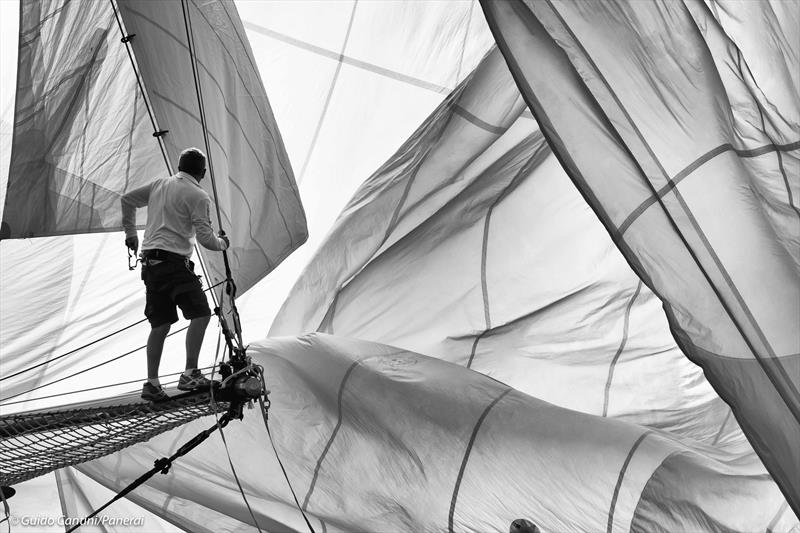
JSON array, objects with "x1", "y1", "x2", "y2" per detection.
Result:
[{"x1": 122, "y1": 147, "x2": 230, "y2": 401}]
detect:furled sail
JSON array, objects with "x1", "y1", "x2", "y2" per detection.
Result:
[
  {"x1": 480, "y1": 0, "x2": 800, "y2": 513},
  {"x1": 2, "y1": 0, "x2": 308, "y2": 295}
]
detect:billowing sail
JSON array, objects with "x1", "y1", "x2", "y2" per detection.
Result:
[
  {"x1": 2, "y1": 0, "x2": 308, "y2": 294},
  {"x1": 480, "y1": 0, "x2": 800, "y2": 512},
  {"x1": 1, "y1": 0, "x2": 798, "y2": 530},
  {"x1": 72, "y1": 335, "x2": 795, "y2": 532},
  {"x1": 1, "y1": 0, "x2": 163, "y2": 238},
  {"x1": 267, "y1": 44, "x2": 794, "y2": 528},
  {"x1": 114, "y1": 0, "x2": 307, "y2": 293}
]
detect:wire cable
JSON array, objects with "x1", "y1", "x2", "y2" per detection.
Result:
[
  {"x1": 64, "y1": 412, "x2": 236, "y2": 533},
  {"x1": 1, "y1": 281, "x2": 224, "y2": 384},
  {"x1": 0, "y1": 366, "x2": 214, "y2": 408},
  {"x1": 257, "y1": 371, "x2": 317, "y2": 533},
  {"x1": 0, "y1": 327, "x2": 189, "y2": 404},
  {"x1": 207, "y1": 319, "x2": 263, "y2": 531},
  {"x1": 180, "y1": 0, "x2": 246, "y2": 351},
  {"x1": 110, "y1": 0, "x2": 171, "y2": 173}
]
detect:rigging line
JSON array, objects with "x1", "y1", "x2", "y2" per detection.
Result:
[
  {"x1": 205, "y1": 327, "x2": 263, "y2": 532},
  {"x1": 0, "y1": 318, "x2": 145, "y2": 383},
  {"x1": 114, "y1": 0, "x2": 220, "y2": 299},
  {"x1": 180, "y1": 0, "x2": 223, "y2": 231},
  {"x1": 65, "y1": 413, "x2": 234, "y2": 533},
  {"x1": 0, "y1": 366, "x2": 214, "y2": 408},
  {"x1": 257, "y1": 373, "x2": 317, "y2": 533},
  {"x1": 0, "y1": 327, "x2": 189, "y2": 405},
  {"x1": 195, "y1": 242, "x2": 220, "y2": 309},
  {"x1": 209, "y1": 392, "x2": 263, "y2": 532},
  {"x1": 181, "y1": 0, "x2": 243, "y2": 348},
  {"x1": 110, "y1": 0, "x2": 171, "y2": 173},
  {"x1": 0, "y1": 281, "x2": 224, "y2": 383}
]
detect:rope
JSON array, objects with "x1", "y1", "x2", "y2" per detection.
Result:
[
  {"x1": 180, "y1": 0, "x2": 245, "y2": 351},
  {"x1": 257, "y1": 371, "x2": 317, "y2": 533},
  {"x1": 0, "y1": 366, "x2": 214, "y2": 408},
  {"x1": 0, "y1": 281, "x2": 223, "y2": 385},
  {"x1": 63, "y1": 411, "x2": 235, "y2": 533},
  {"x1": 0, "y1": 326, "x2": 190, "y2": 404},
  {"x1": 0, "y1": 319, "x2": 146, "y2": 383},
  {"x1": 180, "y1": 0, "x2": 224, "y2": 233},
  {"x1": 207, "y1": 324, "x2": 263, "y2": 532},
  {"x1": 111, "y1": 0, "x2": 172, "y2": 173}
]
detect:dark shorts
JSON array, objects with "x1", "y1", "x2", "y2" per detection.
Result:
[{"x1": 141, "y1": 256, "x2": 211, "y2": 327}]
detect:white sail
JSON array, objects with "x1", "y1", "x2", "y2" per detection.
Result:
[
  {"x1": 481, "y1": 0, "x2": 800, "y2": 511},
  {"x1": 1, "y1": 0, "x2": 797, "y2": 530}
]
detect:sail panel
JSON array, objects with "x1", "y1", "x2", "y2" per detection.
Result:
[
  {"x1": 480, "y1": 0, "x2": 800, "y2": 512},
  {"x1": 270, "y1": 48, "x2": 739, "y2": 446},
  {"x1": 115, "y1": 0, "x2": 307, "y2": 294},
  {"x1": 1, "y1": 0, "x2": 163, "y2": 239},
  {"x1": 76, "y1": 334, "x2": 794, "y2": 532}
]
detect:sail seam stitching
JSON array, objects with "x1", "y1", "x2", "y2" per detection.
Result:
[
  {"x1": 448, "y1": 387, "x2": 511, "y2": 533},
  {"x1": 619, "y1": 140, "x2": 800, "y2": 235},
  {"x1": 453, "y1": 105, "x2": 506, "y2": 135},
  {"x1": 602, "y1": 280, "x2": 643, "y2": 417},
  {"x1": 297, "y1": 0, "x2": 359, "y2": 184},
  {"x1": 302, "y1": 357, "x2": 363, "y2": 510},
  {"x1": 606, "y1": 431, "x2": 650, "y2": 533},
  {"x1": 241, "y1": 21, "x2": 452, "y2": 95}
]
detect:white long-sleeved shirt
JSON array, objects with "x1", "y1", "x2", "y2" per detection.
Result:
[{"x1": 121, "y1": 171, "x2": 227, "y2": 256}]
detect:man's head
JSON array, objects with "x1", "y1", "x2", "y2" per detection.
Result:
[{"x1": 178, "y1": 147, "x2": 207, "y2": 181}]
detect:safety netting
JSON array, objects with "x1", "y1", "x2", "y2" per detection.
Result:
[{"x1": 0, "y1": 392, "x2": 226, "y2": 487}]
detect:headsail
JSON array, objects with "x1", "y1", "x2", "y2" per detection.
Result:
[
  {"x1": 1, "y1": 0, "x2": 163, "y2": 238},
  {"x1": 480, "y1": 0, "x2": 800, "y2": 512},
  {"x1": 2, "y1": 0, "x2": 308, "y2": 295}
]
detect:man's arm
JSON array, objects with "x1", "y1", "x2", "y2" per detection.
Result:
[
  {"x1": 191, "y1": 196, "x2": 228, "y2": 251},
  {"x1": 121, "y1": 183, "x2": 152, "y2": 252},
  {"x1": 121, "y1": 183, "x2": 152, "y2": 238}
]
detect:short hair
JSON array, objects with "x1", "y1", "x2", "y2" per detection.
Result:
[{"x1": 178, "y1": 147, "x2": 206, "y2": 176}]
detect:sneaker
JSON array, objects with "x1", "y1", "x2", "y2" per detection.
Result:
[
  {"x1": 141, "y1": 382, "x2": 169, "y2": 402},
  {"x1": 178, "y1": 369, "x2": 219, "y2": 391}
]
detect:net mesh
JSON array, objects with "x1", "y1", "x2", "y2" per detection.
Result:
[{"x1": 0, "y1": 392, "x2": 229, "y2": 486}]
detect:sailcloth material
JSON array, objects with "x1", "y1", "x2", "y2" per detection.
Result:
[
  {"x1": 1, "y1": 0, "x2": 163, "y2": 239},
  {"x1": 1, "y1": 0, "x2": 798, "y2": 530},
  {"x1": 3, "y1": 0, "x2": 308, "y2": 295},
  {"x1": 481, "y1": 0, "x2": 800, "y2": 513},
  {"x1": 268, "y1": 43, "x2": 795, "y2": 528},
  {"x1": 114, "y1": 0, "x2": 307, "y2": 294},
  {"x1": 77, "y1": 334, "x2": 797, "y2": 533}
]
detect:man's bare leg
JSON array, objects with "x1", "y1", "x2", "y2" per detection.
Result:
[
  {"x1": 185, "y1": 315, "x2": 210, "y2": 371},
  {"x1": 147, "y1": 323, "x2": 171, "y2": 382}
]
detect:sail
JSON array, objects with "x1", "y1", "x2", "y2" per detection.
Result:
[
  {"x1": 481, "y1": 0, "x2": 800, "y2": 513},
  {"x1": 2, "y1": 0, "x2": 308, "y2": 295},
  {"x1": 74, "y1": 334, "x2": 796, "y2": 532},
  {"x1": 266, "y1": 44, "x2": 794, "y2": 528},
  {"x1": 114, "y1": 0, "x2": 307, "y2": 294},
  {"x1": 1, "y1": 0, "x2": 163, "y2": 238},
  {"x1": 1, "y1": 0, "x2": 798, "y2": 530},
  {"x1": 271, "y1": 47, "x2": 727, "y2": 438}
]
